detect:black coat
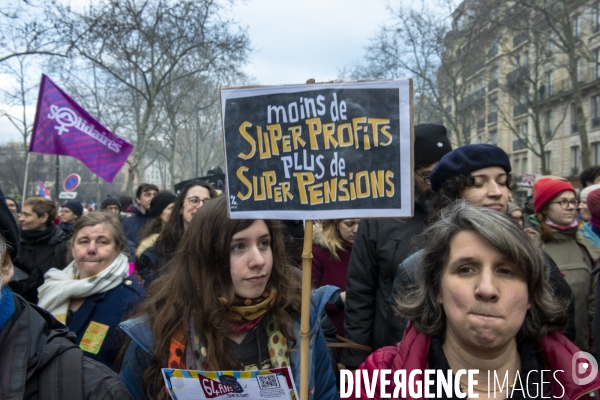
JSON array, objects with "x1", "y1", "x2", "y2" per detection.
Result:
[
  {"x1": 19, "y1": 224, "x2": 69, "y2": 274},
  {"x1": 10, "y1": 225, "x2": 69, "y2": 303},
  {"x1": 122, "y1": 207, "x2": 152, "y2": 248},
  {"x1": 342, "y1": 203, "x2": 428, "y2": 368},
  {"x1": 0, "y1": 290, "x2": 133, "y2": 400}
]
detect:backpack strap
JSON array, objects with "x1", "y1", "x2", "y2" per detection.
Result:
[{"x1": 38, "y1": 346, "x2": 84, "y2": 400}]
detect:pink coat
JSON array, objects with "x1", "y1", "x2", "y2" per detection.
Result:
[{"x1": 355, "y1": 321, "x2": 600, "y2": 399}]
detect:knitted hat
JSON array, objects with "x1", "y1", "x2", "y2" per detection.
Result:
[
  {"x1": 414, "y1": 124, "x2": 452, "y2": 168},
  {"x1": 0, "y1": 187, "x2": 19, "y2": 259},
  {"x1": 532, "y1": 178, "x2": 576, "y2": 213},
  {"x1": 581, "y1": 183, "x2": 600, "y2": 201},
  {"x1": 101, "y1": 197, "x2": 122, "y2": 212},
  {"x1": 147, "y1": 192, "x2": 176, "y2": 218},
  {"x1": 587, "y1": 188, "x2": 600, "y2": 219},
  {"x1": 430, "y1": 144, "x2": 511, "y2": 192},
  {"x1": 62, "y1": 200, "x2": 83, "y2": 217},
  {"x1": 5, "y1": 196, "x2": 20, "y2": 213}
]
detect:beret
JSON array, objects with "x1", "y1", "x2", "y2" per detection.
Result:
[{"x1": 430, "y1": 144, "x2": 511, "y2": 192}]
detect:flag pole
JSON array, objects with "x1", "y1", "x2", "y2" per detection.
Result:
[
  {"x1": 55, "y1": 154, "x2": 60, "y2": 201},
  {"x1": 300, "y1": 219, "x2": 313, "y2": 400},
  {"x1": 22, "y1": 151, "x2": 31, "y2": 202},
  {"x1": 299, "y1": 78, "x2": 316, "y2": 400}
]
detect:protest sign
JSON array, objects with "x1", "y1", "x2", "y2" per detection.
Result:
[
  {"x1": 220, "y1": 80, "x2": 413, "y2": 219},
  {"x1": 162, "y1": 367, "x2": 298, "y2": 400}
]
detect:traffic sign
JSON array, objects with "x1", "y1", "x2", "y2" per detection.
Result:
[
  {"x1": 63, "y1": 174, "x2": 81, "y2": 191},
  {"x1": 59, "y1": 191, "x2": 78, "y2": 199}
]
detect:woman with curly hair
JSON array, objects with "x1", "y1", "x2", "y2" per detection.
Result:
[{"x1": 119, "y1": 196, "x2": 338, "y2": 399}]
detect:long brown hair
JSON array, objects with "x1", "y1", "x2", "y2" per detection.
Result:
[{"x1": 126, "y1": 196, "x2": 302, "y2": 398}]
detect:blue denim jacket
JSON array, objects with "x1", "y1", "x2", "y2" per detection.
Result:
[{"x1": 119, "y1": 285, "x2": 340, "y2": 400}]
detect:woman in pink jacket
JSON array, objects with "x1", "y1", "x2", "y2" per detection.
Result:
[{"x1": 354, "y1": 202, "x2": 600, "y2": 399}]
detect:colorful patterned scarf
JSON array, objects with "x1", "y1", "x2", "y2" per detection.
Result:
[{"x1": 168, "y1": 289, "x2": 291, "y2": 371}]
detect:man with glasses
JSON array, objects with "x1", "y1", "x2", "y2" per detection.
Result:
[{"x1": 343, "y1": 124, "x2": 452, "y2": 369}]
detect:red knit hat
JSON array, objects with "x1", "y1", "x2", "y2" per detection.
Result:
[
  {"x1": 587, "y1": 188, "x2": 600, "y2": 219},
  {"x1": 533, "y1": 178, "x2": 576, "y2": 213}
]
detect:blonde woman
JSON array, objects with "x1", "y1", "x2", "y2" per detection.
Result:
[{"x1": 311, "y1": 218, "x2": 359, "y2": 336}]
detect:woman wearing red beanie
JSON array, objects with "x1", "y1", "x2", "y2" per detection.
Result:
[{"x1": 531, "y1": 177, "x2": 600, "y2": 352}]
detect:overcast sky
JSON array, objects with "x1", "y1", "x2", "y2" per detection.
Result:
[
  {"x1": 230, "y1": 0, "x2": 392, "y2": 85},
  {"x1": 0, "y1": 0, "x2": 394, "y2": 144}
]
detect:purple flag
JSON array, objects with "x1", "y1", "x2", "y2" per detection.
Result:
[{"x1": 30, "y1": 75, "x2": 134, "y2": 182}]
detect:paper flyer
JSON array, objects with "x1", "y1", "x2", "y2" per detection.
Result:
[{"x1": 162, "y1": 367, "x2": 298, "y2": 399}]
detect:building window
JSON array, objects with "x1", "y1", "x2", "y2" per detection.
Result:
[
  {"x1": 514, "y1": 158, "x2": 520, "y2": 178},
  {"x1": 545, "y1": 151, "x2": 552, "y2": 174},
  {"x1": 594, "y1": 142, "x2": 600, "y2": 165},
  {"x1": 488, "y1": 38, "x2": 499, "y2": 58},
  {"x1": 546, "y1": 37, "x2": 553, "y2": 57},
  {"x1": 521, "y1": 51, "x2": 529, "y2": 67},
  {"x1": 490, "y1": 129, "x2": 498, "y2": 145},
  {"x1": 545, "y1": 110, "x2": 552, "y2": 138},
  {"x1": 576, "y1": 58, "x2": 582, "y2": 82},
  {"x1": 546, "y1": 71, "x2": 553, "y2": 97},
  {"x1": 572, "y1": 103, "x2": 579, "y2": 133},
  {"x1": 596, "y1": 49, "x2": 600, "y2": 80},
  {"x1": 522, "y1": 157, "x2": 528, "y2": 176},
  {"x1": 573, "y1": 15, "x2": 581, "y2": 38},
  {"x1": 593, "y1": 95, "x2": 600, "y2": 128},
  {"x1": 571, "y1": 146, "x2": 580, "y2": 176},
  {"x1": 596, "y1": 2, "x2": 600, "y2": 32}
]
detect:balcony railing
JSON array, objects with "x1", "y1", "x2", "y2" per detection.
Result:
[
  {"x1": 513, "y1": 104, "x2": 528, "y2": 117},
  {"x1": 457, "y1": 88, "x2": 486, "y2": 110},
  {"x1": 513, "y1": 32, "x2": 529, "y2": 47},
  {"x1": 540, "y1": 66, "x2": 600, "y2": 102},
  {"x1": 513, "y1": 138, "x2": 527, "y2": 151},
  {"x1": 572, "y1": 167, "x2": 580, "y2": 176}
]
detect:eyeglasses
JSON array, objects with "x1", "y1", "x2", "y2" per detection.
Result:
[
  {"x1": 186, "y1": 196, "x2": 210, "y2": 206},
  {"x1": 548, "y1": 199, "x2": 579, "y2": 209},
  {"x1": 415, "y1": 172, "x2": 431, "y2": 185}
]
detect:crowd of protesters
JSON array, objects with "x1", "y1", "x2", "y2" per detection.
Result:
[{"x1": 4, "y1": 125, "x2": 600, "y2": 398}]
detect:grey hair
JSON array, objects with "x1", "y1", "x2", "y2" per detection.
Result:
[{"x1": 396, "y1": 201, "x2": 567, "y2": 340}]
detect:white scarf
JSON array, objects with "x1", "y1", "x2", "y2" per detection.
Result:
[{"x1": 38, "y1": 253, "x2": 129, "y2": 323}]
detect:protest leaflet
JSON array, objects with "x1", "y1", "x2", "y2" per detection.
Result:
[
  {"x1": 220, "y1": 80, "x2": 413, "y2": 219},
  {"x1": 162, "y1": 367, "x2": 298, "y2": 399}
]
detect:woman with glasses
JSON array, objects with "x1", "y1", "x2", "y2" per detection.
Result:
[
  {"x1": 530, "y1": 177, "x2": 600, "y2": 352},
  {"x1": 135, "y1": 180, "x2": 218, "y2": 288}
]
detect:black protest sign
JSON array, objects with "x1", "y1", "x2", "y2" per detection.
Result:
[{"x1": 220, "y1": 80, "x2": 413, "y2": 219}]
